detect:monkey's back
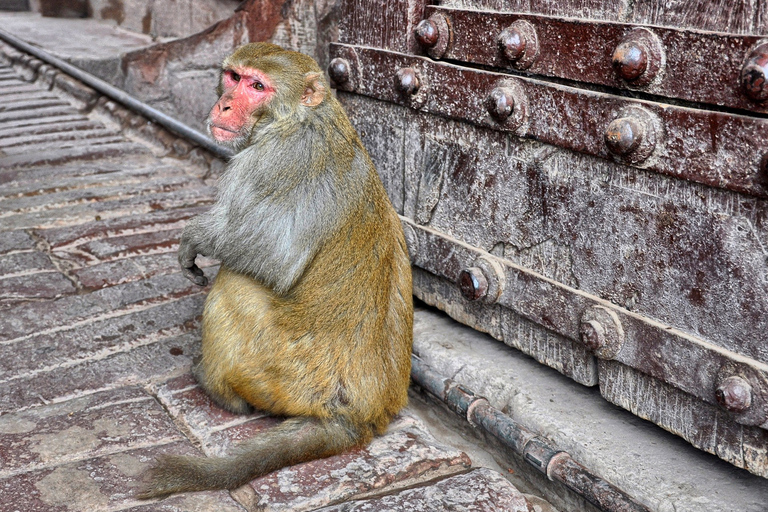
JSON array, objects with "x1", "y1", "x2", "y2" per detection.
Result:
[{"x1": 200, "y1": 168, "x2": 412, "y2": 437}]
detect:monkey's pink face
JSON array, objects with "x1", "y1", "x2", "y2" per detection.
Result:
[{"x1": 208, "y1": 68, "x2": 274, "y2": 144}]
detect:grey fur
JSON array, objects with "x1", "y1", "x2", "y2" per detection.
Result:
[{"x1": 180, "y1": 106, "x2": 368, "y2": 294}]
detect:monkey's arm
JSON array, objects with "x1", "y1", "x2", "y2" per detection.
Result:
[{"x1": 178, "y1": 216, "x2": 214, "y2": 286}]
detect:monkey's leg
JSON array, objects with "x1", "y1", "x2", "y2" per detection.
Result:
[
  {"x1": 192, "y1": 266, "x2": 270, "y2": 414},
  {"x1": 137, "y1": 415, "x2": 370, "y2": 499},
  {"x1": 191, "y1": 357, "x2": 254, "y2": 415}
]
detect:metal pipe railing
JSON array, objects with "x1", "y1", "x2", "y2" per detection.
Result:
[{"x1": 0, "y1": 27, "x2": 232, "y2": 160}]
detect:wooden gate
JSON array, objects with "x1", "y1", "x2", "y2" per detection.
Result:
[{"x1": 329, "y1": 0, "x2": 768, "y2": 477}]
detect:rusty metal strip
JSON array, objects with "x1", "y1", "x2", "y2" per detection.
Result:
[
  {"x1": 417, "y1": 6, "x2": 768, "y2": 113},
  {"x1": 329, "y1": 43, "x2": 768, "y2": 198},
  {"x1": 401, "y1": 217, "x2": 768, "y2": 429}
]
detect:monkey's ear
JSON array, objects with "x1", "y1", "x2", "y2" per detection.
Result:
[{"x1": 301, "y1": 72, "x2": 326, "y2": 107}]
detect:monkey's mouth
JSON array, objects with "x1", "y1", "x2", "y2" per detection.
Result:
[{"x1": 209, "y1": 124, "x2": 240, "y2": 142}]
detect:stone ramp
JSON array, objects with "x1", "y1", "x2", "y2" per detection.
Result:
[{"x1": 0, "y1": 46, "x2": 535, "y2": 511}]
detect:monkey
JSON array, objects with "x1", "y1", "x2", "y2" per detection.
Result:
[{"x1": 137, "y1": 43, "x2": 413, "y2": 499}]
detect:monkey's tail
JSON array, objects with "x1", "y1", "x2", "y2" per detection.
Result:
[{"x1": 136, "y1": 415, "x2": 368, "y2": 499}]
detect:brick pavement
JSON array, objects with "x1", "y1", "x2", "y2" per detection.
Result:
[{"x1": 0, "y1": 44, "x2": 535, "y2": 511}]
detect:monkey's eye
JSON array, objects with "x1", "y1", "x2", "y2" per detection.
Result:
[
  {"x1": 227, "y1": 71, "x2": 240, "y2": 82},
  {"x1": 253, "y1": 82, "x2": 264, "y2": 91}
]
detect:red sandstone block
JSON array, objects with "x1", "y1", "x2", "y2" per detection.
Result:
[
  {"x1": 37, "y1": 206, "x2": 207, "y2": 249},
  {"x1": 0, "y1": 443, "x2": 245, "y2": 511},
  {"x1": 0, "y1": 230, "x2": 35, "y2": 255},
  {"x1": 0, "y1": 292, "x2": 205, "y2": 380},
  {"x1": 73, "y1": 255, "x2": 218, "y2": 291},
  {"x1": 1, "y1": 186, "x2": 215, "y2": 232},
  {"x1": 0, "y1": 251, "x2": 55, "y2": 276},
  {"x1": 240, "y1": 413, "x2": 471, "y2": 512},
  {"x1": 153, "y1": 376, "x2": 275, "y2": 443},
  {"x1": 0, "y1": 330, "x2": 200, "y2": 413},
  {"x1": 315, "y1": 468, "x2": 531, "y2": 512},
  {"x1": 0, "y1": 271, "x2": 76, "y2": 306},
  {"x1": 0, "y1": 141, "x2": 151, "y2": 168},
  {"x1": 0, "y1": 272, "x2": 205, "y2": 342},
  {"x1": 0, "y1": 386, "x2": 182, "y2": 476}
]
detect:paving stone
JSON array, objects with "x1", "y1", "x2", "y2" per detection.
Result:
[
  {"x1": 0, "y1": 230, "x2": 36, "y2": 255},
  {"x1": 152, "y1": 376, "x2": 474, "y2": 511},
  {"x1": 0, "y1": 386, "x2": 182, "y2": 477},
  {"x1": 1, "y1": 159, "x2": 195, "y2": 197},
  {"x1": 36, "y1": 206, "x2": 207, "y2": 250},
  {"x1": 0, "y1": 104, "x2": 76, "y2": 123},
  {"x1": 0, "y1": 292, "x2": 205, "y2": 381},
  {"x1": 0, "y1": 187, "x2": 215, "y2": 231},
  {"x1": 0, "y1": 173, "x2": 191, "y2": 213},
  {"x1": 0, "y1": 142, "x2": 152, "y2": 168},
  {"x1": 0, "y1": 250, "x2": 55, "y2": 276},
  {"x1": 0, "y1": 128, "x2": 122, "y2": 150},
  {"x1": 0, "y1": 119, "x2": 104, "y2": 139},
  {"x1": 240, "y1": 413, "x2": 472, "y2": 512},
  {"x1": 0, "y1": 114, "x2": 88, "y2": 134},
  {"x1": 73, "y1": 256, "x2": 218, "y2": 292},
  {"x1": 153, "y1": 375, "x2": 280, "y2": 450},
  {"x1": 3, "y1": 135, "x2": 128, "y2": 155},
  {"x1": 316, "y1": 468, "x2": 531, "y2": 512},
  {"x1": 0, "y1": 443, "x2": 246, "y2": 512},
  {"x1": 0, "y1": 272, "x2": 206, "y2": 342},
  {"x1": 0, "y1": 271, "x2": 76, "y2": 305},
  {"x1": 0, "y1": 330, "x2": 200, "y2": 413}
]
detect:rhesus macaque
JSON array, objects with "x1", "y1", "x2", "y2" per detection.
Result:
[{"x1": 137, "y1": 43, "x2": 413, "y2": 498}]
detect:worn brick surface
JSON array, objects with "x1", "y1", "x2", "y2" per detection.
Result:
[
  {"x1": 316, "y1": 468, "x2": 532, "y2": 512},
  {"x1": 0, "y1": 443, "x2": 244, "y2": 511},
  {"x1": 240, "y1": 414, "x2": 471, "y2": 511},
  {"x1": 0, "y1": 387, "x2": 182, "y2": 477}
]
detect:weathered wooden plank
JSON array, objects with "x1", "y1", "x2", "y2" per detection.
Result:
[
  {"x1": 441, "y1": 0, "x2": 630, "y2": 23},
  {"x1": 338, "y1": 0, "x2": 428, "y2": 54},
  {"x1": 630, "y1": 0, "x2": 758, "y2": 34},
  {"x1": 599, "y1": 360, "x2": 768, "y2": 477}
]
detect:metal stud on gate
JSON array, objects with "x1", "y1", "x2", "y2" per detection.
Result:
[
  {"x1": 604, "y1": 106, "x2": 659, "y2": 164},
  {"x1": 483, "y1": 79, "x2": 528, "y2": 132},
  {"x1": 579, "y1": 306, "x2": 625, "y2": 360},
  {"x1": 395, "y1": 67, "x2": 421, "y2": 96},
  {"x1": 611, "y1": 28, "x2": 664, "y2": 87},
  {"x1": 458, "y1": 256, "x2": 505, "y2": 304},
  {"x1": 328, "y1": 58, "x2": 351, "y2": 86},
  {"x1": 715, "y1": 363, "x2": 768, "y2": 426},
  {"x1": 497, "y1": 20, "x2": 539, "y2": 69},
  {"x1": 741, "y1": 42, "x2": 768, "y2": 102},
  {"x1": 414, "y1": 13, "x2": 452, "y2": 60}
]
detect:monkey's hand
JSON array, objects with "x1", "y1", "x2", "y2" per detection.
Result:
[{"x1": 178, "y1": 236, "x2": 209, "y2": 286}]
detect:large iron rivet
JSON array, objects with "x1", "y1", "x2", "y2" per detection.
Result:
[
  {"x1": 580, "y1": 320, "x2": 606, "y2": 352},
  {"x1": 605, "y1": 117, "x2": 644, "y2": 156},
  {"x1": 459, "y1": 267, "x2": 489, "y2": 301},
  {"x1": 415, "y1": 19, "x2": 440, "y2": 48},
  {"x1": 328, "y1": 58, "x2": 351, "y2": 86},
  {"x1": 415, "y1": 13, "x2": 451, "y2": 59},
  {"x1": 612, "y1": 41, "x2": 648, "y2": 81},
  {"x1": 612, "y1": 29, "x2": 663, "y2": 86},
  {"x1": 485, "y1": 87, "x2": 516, "y2": 121},
  {"x1": 497, "y1": 20, "x2": 539, "y2": 69},
  {"x1": 579, "y1": 306, "x2": 625, "y2": 359},
  {"x1": 499, "y1": 26, "x2": 526, "y2": 60},
  {"x1": 741, "y1": 43, "x2": 768, "y2": 102},
  {"x1": 715, "y1": 376, "x2": 753, "y2": 413},
  {"x1": 395, "y1": 67, "x2": 420, "y2": 96}
]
